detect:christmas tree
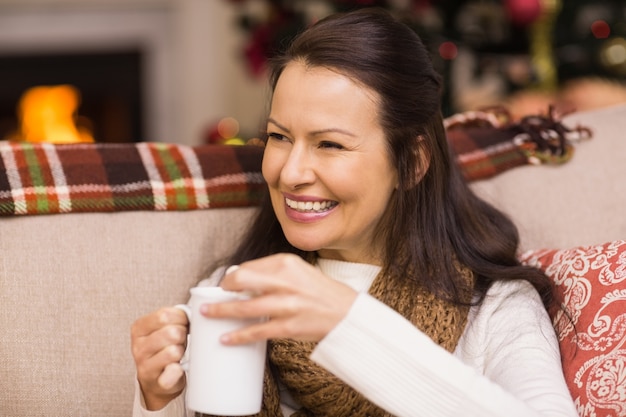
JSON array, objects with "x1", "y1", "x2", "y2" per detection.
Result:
[{"x1": 227, "y1": 0, "x2": 626, "y2": 116}]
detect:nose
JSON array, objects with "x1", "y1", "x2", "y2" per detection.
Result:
[{"x1": 280, "y1": 143, "x2": 316, "y2": 189}]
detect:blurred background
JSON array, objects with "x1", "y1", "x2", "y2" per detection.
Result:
[{"x1": 0, "y1": 0, "x2": 624, "y2": 145}]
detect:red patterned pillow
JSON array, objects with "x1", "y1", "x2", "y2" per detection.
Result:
[{"x1": 519, "y1": 240, "x2": 626, "y2": 417}]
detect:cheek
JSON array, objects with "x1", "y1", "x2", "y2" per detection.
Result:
[{"x1": 362, "y1": 159, "x2": 398, "y2": 194}]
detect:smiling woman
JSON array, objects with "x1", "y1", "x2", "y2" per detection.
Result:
[
  {"x1": 131, "y1": 8, "x2": 579, "y2": 417},
  {"x1": 262, "y1": 62, "x2": 397, "y2": 261}
]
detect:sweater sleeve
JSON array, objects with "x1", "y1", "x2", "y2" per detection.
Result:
[
  {"x1": 132, "y1": 380, "x2": 192, "y2": 417},
  {"x1": 310, "y1": 280, "x2": 579, "y2": 417}
]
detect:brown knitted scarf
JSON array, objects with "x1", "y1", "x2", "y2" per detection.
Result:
[{"x1": 200, "y1": 261, "x2": 474, "y2": 417}]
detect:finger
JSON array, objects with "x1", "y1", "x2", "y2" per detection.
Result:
[
  {"x1": 219, "y1": 321, "x2": 274, "y2": 345},
  {"x1": 239, "y1": 253, "x2": 301, "y2": 271},
  {"x1": 132, "y1": 322, "x2": 188, "y2": 363},
  {"x1": 137, "y1": 346, "x2": 186, "y2": 406},
  {"x1": 201, "y1": 293, "x2": 295, "y2": 320},
  {"x1": 220, "y1": 256, "x2": 307, "y2": 294},
  {"x1": 158, "y1": 362, "x2": 186, "y2": 391},
  {"x1": 136, "y1": 343, "x2": 185, "y2": 385},
  {"x1": 225, "y1": 264, "x2": 240, "y2": 274},
  {"x1": 131, "y1": 307, "x2": 188, "y2": 339},
  {"x1": 219, "y1": 317, "x2": 322, "y2": 345},
  {"x1": 204, "y1": 295, "x2": 330, "y2": 343}
]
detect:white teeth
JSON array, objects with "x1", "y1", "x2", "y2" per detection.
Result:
[{"x1": 285, "y1": 198, "x2": 336, "y2": 213}]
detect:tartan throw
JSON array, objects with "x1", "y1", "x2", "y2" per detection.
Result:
[
  {"x1": 0, "y1": 141, "x2": 266, "y2": 216},
  {"x1": 445, "y1": 107, "x2": 592, "y2": 182},
  {"x1": 448, "y1": 126, "x2": 529, "y2": 181},
  {"x1": 0, "y1": 108, "x2": 590, "y2": 216}
]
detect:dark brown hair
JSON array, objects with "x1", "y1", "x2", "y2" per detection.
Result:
[{"x1": 227, "y1": 8, "x2": 554, "y2": 307}]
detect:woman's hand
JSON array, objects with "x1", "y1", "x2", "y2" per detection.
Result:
[
  {"x1": 203, "y1": 253, "x2": 358, "y2": 344},
  {"x1": 130, "y1": 307, "x2": 189, "y2": 410}
]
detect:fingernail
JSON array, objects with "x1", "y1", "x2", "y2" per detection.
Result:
[
  {"x1": 200, "y1": 304, "x2": 212, "y2": 316},
  {"x1": 226, "y1": 265, "x2": 240, "y2": 274}
]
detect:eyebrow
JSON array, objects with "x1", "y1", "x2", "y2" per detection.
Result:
[{"x1": 267, "y1": 117, "x2": 356, "y2": 138}]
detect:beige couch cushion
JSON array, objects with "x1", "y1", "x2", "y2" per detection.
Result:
[
  {"x1": 471, "y1": 104, "x2": 626, "y2": 251},
  {"x1": 0, "y1": 208, "x2": 255, "y2": 416}
]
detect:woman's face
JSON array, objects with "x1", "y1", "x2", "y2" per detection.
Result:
[{"x1": 262, "y1": 62, "x2": 398, "y2": 264}]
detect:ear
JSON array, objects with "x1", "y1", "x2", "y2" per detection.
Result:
[
  {"x1": 414, "y1": 136, "x2": 431, "y2": 184},
  {"x1": 403, "y1": 135, "x2": 430, "y2": 190}
]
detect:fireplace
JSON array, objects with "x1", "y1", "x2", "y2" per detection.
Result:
[
  {"x1": 0, "y1": 50, "x2": 144, "y2": 143},
  {"x1": 0, "y1": 2, "x2": 266, "y2": 146},
  {"x1": 0, "y1": 5, "x2": 177, "y2": 144}
]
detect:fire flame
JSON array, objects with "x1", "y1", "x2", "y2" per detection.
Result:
[{"x1": 12, "y1": 84, "x2": 94, "y2": 144}]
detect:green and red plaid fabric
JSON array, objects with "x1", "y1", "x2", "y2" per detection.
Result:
[
  {"x1": 0, "y1": 141, "x2": 266, "y2": 216},
  {"x1": 445, "y1": 108, "x2": 592, "y2": 182},
  {"x1": 0, "y1": 108, "x2": 590, "y2": 216},
  {"x1": 447, "y1": 125, "x2": 532, "y2": 182}
]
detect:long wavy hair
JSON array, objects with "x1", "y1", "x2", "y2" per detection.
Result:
[{"x1": 226, "y1": 8, "x2": 554, "y2": 308}]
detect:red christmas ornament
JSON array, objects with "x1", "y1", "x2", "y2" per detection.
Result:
[
  {"x1": 439, "y1": 41, "x2": 458, "y2": 60},
  {"x1": 244, "y1": 26, "x2": 272, "y2": 77},
  {"x1": 504, "y1": 0, "x2": 543, "y2": 27}
]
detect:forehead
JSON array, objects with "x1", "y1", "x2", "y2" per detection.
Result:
[{"x1": 270, "y1": 62, "x2": 381, "y2": 127}]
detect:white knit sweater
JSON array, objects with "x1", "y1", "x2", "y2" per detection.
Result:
[{"x1": 134, "y1": 258, "x2": 579, "y2": 417}]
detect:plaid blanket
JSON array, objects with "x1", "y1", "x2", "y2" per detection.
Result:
[
  {"x1": 448, "y1": 125, "x2": 534, "y2": 181},
  {"x1": 0, "y1": 108, "x2": 590, "y2": 216},
  {"x1": 446, "y1": 108, "x2": 592, "y2": 182},
  {"x1": 0, "y1": 141, "x2": 266, "y2": 216}
]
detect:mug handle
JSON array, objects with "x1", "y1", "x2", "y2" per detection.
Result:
[
  {"x1": 174, "y1": 304, "x2": 191, "y2": 371},
  {"x1": 174, "y1": 303, "x2": 191, "y2": 319}
]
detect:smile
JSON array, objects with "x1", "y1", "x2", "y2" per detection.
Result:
[{"x1": 285, "y1": 197, "x2": 338, "y2": 213}]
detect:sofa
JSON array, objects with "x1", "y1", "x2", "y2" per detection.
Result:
[{"x1": 0, "y1": 103, "x2": 624, "y2": 417}]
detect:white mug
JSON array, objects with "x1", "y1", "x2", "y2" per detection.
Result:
[{"x1": 176, "y1": 286, "x2": 266, "y2": 415}]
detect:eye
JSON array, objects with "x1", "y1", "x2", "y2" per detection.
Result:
[
  {"x1": 319, "y1": 141, "x2": 344, "y2": 150},
  {"x1": 266, "y1": 132, "x2": 289, "y2": 142}
]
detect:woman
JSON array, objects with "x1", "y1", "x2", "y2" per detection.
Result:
[{"x1": 131, "y1": 8, "x2": 578, "y2": 417}]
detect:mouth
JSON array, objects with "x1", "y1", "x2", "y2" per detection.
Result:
[{"x1": 285, "y1": 197, "x2": 338, "y2": 213}]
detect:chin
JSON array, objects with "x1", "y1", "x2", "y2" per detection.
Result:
[
  {"x1": 283, "y1": 233, "x2": 324, "y2": 253},
  {"x1": 287, "y1": 240, "x2": 322, "y2": 253}
]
